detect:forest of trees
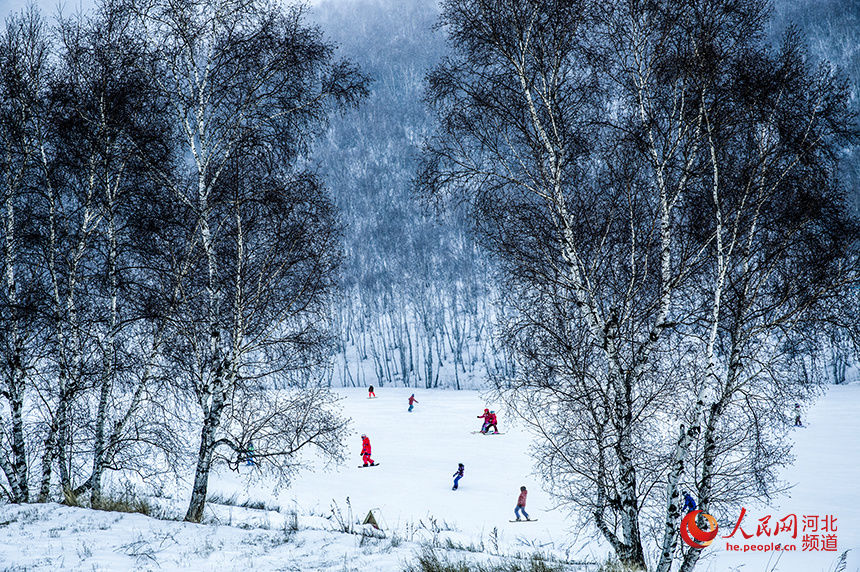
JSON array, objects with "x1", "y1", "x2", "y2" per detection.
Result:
[
  {"x1": 1, "y1": 0, "x2": 858, "y2": 568},
  {"x1": 418, "y1": 0, "x2": 858, "y2": 569},
  {"x1": 311, "y1": 0, "x2": 506, "y2": 390},
  {"x1": 311, "y1": 0, "x2": 860, "y2": 390},
  {"x1": 0, "y1": 0, "x2": 363, "y2": 521}
]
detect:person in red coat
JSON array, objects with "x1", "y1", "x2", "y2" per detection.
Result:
[
  {"x1": 487, "y1": 411, "x2": 499, "y2": 434},
  {"x1": 515, "y1": 486, "x2": 530, "y2": 521},
  {"x1": 408, "y1": 394, "x2": 418, "y2": 412},
  {"x1": 477, "y1": 408, "x2": 491, "y2": 433},
  {"x1": 360, "y1": 434, "x2": 375, "y2": 466}
]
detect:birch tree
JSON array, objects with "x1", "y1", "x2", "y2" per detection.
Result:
[
  {"x1": 421, "y1": 0, "x2": 707, "y2": 566},
  {"x1": 420, "y1": 0, "x2": 858, "y2": 569},
  {"x1": 0, "y1": 7, "x2": 51, "y2": 504},
  {"x1": 51, "y1": 0, "x2": 179, "y2": 506},
  {"x1": 0, "y1": 3, "x2": 179, "y2": 504},
  {"x1": 662, "y1": 29, "x2": 859, "y2": 572},
  {"x1": 128, "y1": 0, "x2": 366, "y2": 523}
]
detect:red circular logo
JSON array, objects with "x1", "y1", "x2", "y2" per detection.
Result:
[{"x1": 681, "y1": 510, "x2": 719, "y2": 548}]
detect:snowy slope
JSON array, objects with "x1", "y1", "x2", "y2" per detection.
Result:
[
  {"x1": 211, "y1": 389, "x2": 582, "y2": 559},
  {"x1": 1, "y1": 385, "x2": 858, "y2": 571},
  {"x1": 0, "y1": 501, "x2": 505, "y2": 571}
]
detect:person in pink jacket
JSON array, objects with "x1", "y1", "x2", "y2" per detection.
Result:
[
  {"x1": 514, "y1": 486, "x2": 530, "y2": 521},
  {"x1": 486, "y1": 411, "x2": 499, "y2": 434},
  {"x1": 477, "y1": 408, "x2": 491, "y2": 433}
]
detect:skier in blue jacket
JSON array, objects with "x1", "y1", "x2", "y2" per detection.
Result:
[
  {"x1": 682, "y1": 491, "x2": 697, "y2": 513},
  {"x1": 452, "y1": 463, "x2": 464, "y2": 490}
]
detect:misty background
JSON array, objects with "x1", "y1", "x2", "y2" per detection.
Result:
[{"x1": 3, "y1": 0, "x2": 857, "y2": 390}]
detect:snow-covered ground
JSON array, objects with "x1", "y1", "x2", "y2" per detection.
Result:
[{"x1": 1, "y1": 385, "x2": 858, "y2": 571}]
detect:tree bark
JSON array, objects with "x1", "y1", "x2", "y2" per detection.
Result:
[
  {"x1": 184, "y1": 407, "x2": 220, "y2": 523},
  {"x1": 7, "y1": 376, "x2": 29, "y2": 502},
  {"x1": 92, "y1": 202, "x2": 118, "y2": 508},
  {"x1": 37, "y1": 419, "x2": 57, "y2": 502},
  {"x1": 3, "y1": 159, "x2": 30, "y2": 502}
]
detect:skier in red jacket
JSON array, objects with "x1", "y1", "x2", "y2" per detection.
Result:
[
  {"x1": 487, "y1": 411, "x2": 499, "y2": 434},
  {"x1": 477, "y1": 408, "x2": 491, "y2": 433},
  {"x1": 408, "y1": 394, "x2": 418, "y2": 412},
  {"x1": 360, "y1": 434, "x2": 375, "y2": 466}
]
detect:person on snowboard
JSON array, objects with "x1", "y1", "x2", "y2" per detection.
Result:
[
  {"x1": 514, "y1": 486, "x2": 530, "y2": 521},
  {"x1": 682, "y1": 491, "x2": 697, "y2": 513},
  {"x1": 477, "y1": 408, "x2": 491, "y2": 433},
  {"x1": 794, "y1": 403, "x2": 802, "y2": 427},
  {"x1": 360, "y1": 434, "x2": 375, "y2": 466},
  {"x1": 368, "y1": 385, "x2": 376, "y2": 399},
  {"x1": 452, "y1": 463, "x2": 464, "y2": 490},
  {"x1": 408, "y1": 394, "x2": 418, "y2": 412},
  {"x1": 486, "y1": 411, "x2": 499, "y2": 434}
]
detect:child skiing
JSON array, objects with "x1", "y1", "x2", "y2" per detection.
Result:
[
  {"x1": 452, "y1": 463, "x2": 464, "y2": 490},
  {"x1": 682, "y1": 491, "x2": 696, "y2": 513},
  {"x1": 408, "y1": 394, "x2": 418, "y2": 412},
  {"x1": 368, "y1": 385, "x2": 376, "y2": 399},
  {"x1": 487, "y1": 411, "x2": 499, "y2": 434},
  {"x1": 477, "y1": 409, "x2": 499, "y2": 434},
  {"x1": 514, "y1": 486, "x2": 530, "y2": 521},
  {"x1": 360, "y1": 434, "x2": 376, "y2": 466},
  {"x1": 794, "y1": 403, "x2": 802, "y2": 427},
  {"x1": 477, "y1": 408, "x2": 491, "y2": 433}
]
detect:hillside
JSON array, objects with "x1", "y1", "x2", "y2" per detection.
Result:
[{"x1": 1, "y1": 386, "x2": 857, "y2": 571}]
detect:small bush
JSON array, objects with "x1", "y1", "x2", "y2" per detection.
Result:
[
  {"x1": 93, "y1": 492, "x2": 154, "y2": 517},
  {"x1": 330, "y1": 497, "x2": 355, "y2": 534},
  {"x1": 285, "y1": 509, "x2": 299, "y2": 534},
  {"x1": 62, "y1": 487, "x2": 152, "y2": 517},
  {"x1": 403, "y1": 549, "x2": 471, "y2": 572},
  {"x1": 207, "y1": 492, "x2": 239, "y2": 507},
  {"x1": 445, "y1": 538, "x2": 484, "y2": 553},
  {"x1": 403, "y1": 548, "x2": 568, "y2": 572},
  {"x1": 207, "y1": 493, "x2": 274, "y2": 512},
  {"x1": 596, "y1": 558, "x2": 647, "y2": 572},
  {"x1": 62, "y1": 488, "x2": 83, "y2": 507},
  {"x1": 241, "y1": 499, "x2": 267, "y2": 510}
]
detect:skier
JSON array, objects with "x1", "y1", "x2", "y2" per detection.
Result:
[
  {"x1": 408, "y1": 394, "x2": 418, "y2": 412},
  {"x1": 682, "y1": 491, "x2": 697, "y2": 513},
  {"x1": 360, "y1": 434, "x2": 375, "y2": 466},
  {"x1": 245, "y1": 441, "x2": 255, "y2": 466},
  {"x1": 486, "y1": 411, "x2": 499, "y2": 434},
  {"x1": 368, "y1": 385, "x2": 376, "y2": 399},
  {"x1": 452, "y1": 463, "x2": 464, "y2": 490},
  {"x1": 794, "y1": 403, "x2": 802, "y2": 427},
  {"x1": 514, "y1": 486, "x2": 530, "y2": 521},
  {"x1": 477, "y1": 408, "x2": 491, "y2": 433}
]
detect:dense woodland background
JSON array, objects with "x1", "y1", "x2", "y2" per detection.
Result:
[{"x1": 312, "y1": 0, "x2": 860, "y2": 390}]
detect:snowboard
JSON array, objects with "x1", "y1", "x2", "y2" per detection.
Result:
[
  {"x1": 509, "y1": 519, "x2": 538, "y2": 522},
  {"x1": 471, "y1": 431, "x2": 505, "y2": 435},
  {"x1": 358, "y1": 463, "x2": 380, "y2": 468}
]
